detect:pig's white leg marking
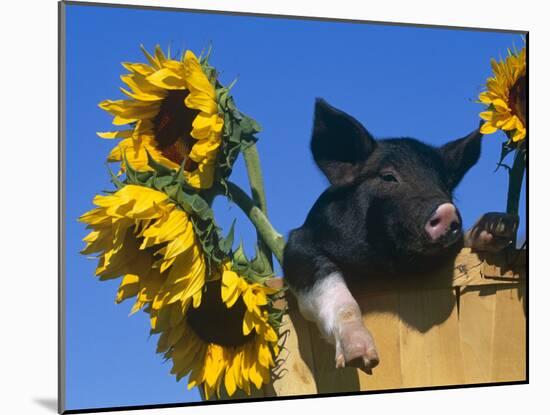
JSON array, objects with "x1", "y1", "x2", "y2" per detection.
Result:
[{"x1": 295, "y1": 272, "x2": 379, "y2": 371}]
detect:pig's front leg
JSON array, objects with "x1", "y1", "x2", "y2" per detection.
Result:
[
  {"x1": 464, "y1": 212, "x2": 520, "y2": 252},
  {"x1": 295, "y1": 271, "x2": 380, "y2": 374}
]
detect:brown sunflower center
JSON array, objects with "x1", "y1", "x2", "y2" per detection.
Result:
[
  {"x1": 509, "y1": 74, "x2": 526, "y2": 126},
  {"x1": 187, "y1": 280, "x2": 254, "y2": 347},
  {"x1": 153, "y1": 90, "x2": 201, "y2": 171}
]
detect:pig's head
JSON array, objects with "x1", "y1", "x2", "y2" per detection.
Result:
[{"x1": 311, "y1": 99, "x2": 482, "y2": 264}]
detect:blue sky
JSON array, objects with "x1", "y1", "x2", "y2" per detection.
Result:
[{"x1": 64, "y1": 3, "x2": 526, "y2": 410}]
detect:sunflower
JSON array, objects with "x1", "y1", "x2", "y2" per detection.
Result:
[
  {"x1": 98, "y1": 46, "x2": 224, "y2": 189},
  {"x1": 155, "y1": 265, "x2": 281, "y2": 399},
  {"x1": 479, "y1": 46, "x2": 526, "y2": 143},
  {"x1": 81, "y1": 184, "x2": 282, "y2": 399},
  {"x1": 80, "y1": 184, "x2": 211, "y2": 315}
]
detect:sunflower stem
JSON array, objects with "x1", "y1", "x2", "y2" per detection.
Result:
[
  {"x1": 242, "y1": 144, "x2": 274, "y2": 270},
  {"x1": 225, "y1": 181, "x2": 285, "y2": 265},
  {"x1": 506, "y1": 146, "x2": 526, "y2": 246}
]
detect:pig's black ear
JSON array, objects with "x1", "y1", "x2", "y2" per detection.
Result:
[
  {"x1": 439, "y1": 126, "x2": 483, "y2": 189},
  {"x1": 311, "y1": 98, "x2": 376, "y2": 185}
]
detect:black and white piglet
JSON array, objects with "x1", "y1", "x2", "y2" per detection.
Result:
[{"x1": 283, "y1": 99, "x2": 518, "y2": 374}]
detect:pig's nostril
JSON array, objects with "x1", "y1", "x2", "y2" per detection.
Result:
[{"x1": 429, "y1": 218, "x2": 441, "y2": 228}]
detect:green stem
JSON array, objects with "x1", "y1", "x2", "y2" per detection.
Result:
[
  {"x1": 243, "y1": 144, "x2": 269, "y2": 214},
  {"x1": 226, "y1": 181, "x2": 285, "y2": 265},
  {"x1": 506, "y1": 147, "x2": 526, "y2": 245},
  {"x1": 242, "y1": 144, "x2": 273, "y2": 269}
]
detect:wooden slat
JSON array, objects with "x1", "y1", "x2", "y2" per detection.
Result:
[
  {"x1": 490, "y1": 286, "x2": 527, "y2": 382},
  {"x1": 458, "y1": 286, "x2": 498, "y2": 383},
  {"x1": 308, "y1": 320, "x2": 360, "y2": 394},
  {"x1": 358, "y1": 293, "x2": 403, "y2": 390},
  {"x1": 424, "y1": 289, "x2": 464, "y2": 386},
  {"x1": 396, "y1": 289, "x2": 467, "y2": 388},
  {"x1": 271, "y1": 309, "x2": 318, "y2": 396},
  {"x1": 398, "y1": 290, "x2": 432, "y2": 387}
]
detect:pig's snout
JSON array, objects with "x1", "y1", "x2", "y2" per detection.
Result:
[{"x1": 425, "y1": 203, "x2": 461, "y2": 241}]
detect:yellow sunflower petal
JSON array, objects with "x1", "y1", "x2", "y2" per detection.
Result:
[
  {"x1": 97, "y1": 129, "x2": 133, "y2": 139},
  {"x1": 189, "y1": 136, "x2": 221, "y2": 162},
  {"x1": 120, "y1": 73, "x2": 167, "y2": 101},
  {"x1": 491, "y1": 98, "x2": 510, "y2": 113},
  {"x1": 116, "y1": 274, "x2": 140, "y2": 303},
  {"x1": 512, "y1": 127, "x2": 527, "y2": 142},
  {"x1": 243, "y1": 310, "x2": 256, "y2": 336},
  {"x1": 140, "y1": 44, "x2": 161, "y2": 69},
  {"x1": 221, "y1": 271, "x2": 241, "y2": 303},
  {"x1": 99, "y1": 99, "x2": 161, "y2": 124},
  {"x1": 183, "y1": 161, "x2": 216, "y2": 190},
  {"x1": 478, "y1": 91, "x2": 496, "y2": 105},
  {"x1": 248, "y1": 362, "x2": 263, "y2": 390},
  {"x1": 191, "y1": 113, "x2": 223, "y2": 140},
  {"x1": 154, "y1": 45, "x2": 167, "y2": 65},
  {"x1": 480, "y1": 121, "x2": 498, "y2": 135},
  {"x1": 183, "y1": 50, "x2": 215, "y2": 98},
  {"x1": 479, "y1": 111, "x2": 496, "y2": 121},
  {"x1": 163, "y1": 224, "x2": 195, "y2": 260},
  {"x1": 146, "y1": 68, "x2": 186, "y2": 90},
  {"x1": 184, "y1": 91, "x2": 218, "y2": 115},
  {"x1": 224, "y1": 359, "x2": 238, "y2": 396},
  {"x1": 140, "y1": 209, "x2": 190, "y2": 248},
  {"x1": 171, "y1": 337, "x2": 200, "y2": 377},
  {"x1": 122, "y1": 62, "x2": 154, "y2": 76},
  {"x1": 500, "y1": 115, "x2": 520, "y2": 131}
]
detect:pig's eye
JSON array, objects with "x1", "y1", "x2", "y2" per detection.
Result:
[{"x1": 380, "y1": 172, "x2": 398, "y2": 183}]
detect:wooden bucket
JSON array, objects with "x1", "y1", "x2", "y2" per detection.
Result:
[{"x1": 208, "y1": 248, "x2": 526, "y2": 399}]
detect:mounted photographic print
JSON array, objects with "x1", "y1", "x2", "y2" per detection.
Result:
[{"x1": 59, "y1": 1, "x2": 528, "y2": 413}]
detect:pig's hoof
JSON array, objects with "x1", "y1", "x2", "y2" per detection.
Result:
[
  {"x1": 335, "y1": 326, "x2": 379, "y2": 374},
  {"x1": 468, "y1": 212, "x2": 519, "y2": 252}
]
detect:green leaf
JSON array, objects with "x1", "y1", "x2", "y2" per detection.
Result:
[
  {"x1": 143, "y1": 176, "x2": 154, "y2": 188},
  {"x1": 136, "y1": 171, "x2": 153, "y2": 183},
  {"x1": 163, "y1": 183, "x2": 179, "y2": 199},
  {"x1": 216, "y1": 87, "x2": 230, "y2": 109},
  {"x1": 212, "y1": 249, "x2": 226, "y2": 263},
  {"x1": 106, "y1": 164, "x2": 124, "y2": 189},
  {"x1": 226, "y1": 97, "x2": 238, "y2": 115},
  {"x1": 230, "y1": 123, "x2": 242, "y2": 144},
  {"x1": 153, "y1": 175, "x2": 174, "y2": 191},
  {"x1": 223, "y1": 113, "x2": 233, "y2": 136},
  {"x1": 250, "y1": 246, "x2": 273, "y2": 279},
  {"x1": 240, "y1": 115, "x2": 262, "y2": 135},
  {"x1": 239, "y1": 137, "x2": 257, "y2": 152},
  {"x1": 122, "y1": 151, "x2": 137, "y2": 184},
  {"x1": 201, "y1": 43, "x2": 213, "y2": 65},
  {"x1": 175, "y1": 159, "x2": 187, "y2": 184},
  {"x1": 220, "y1": 219, "x2": 236, "y2": 254},
  {"x1": 495, "y1": 141, "x2": 515, "y2": 172},
  {"x1": 233, "y1": 242, "x2": 249, "y2": 266},
  {"x1": 175, "y1": 186, "x2": 193, "y2": 211},
  {"x1": 227, "y1": 77, "x2": 238, "y2": 91},
  {"x1": 146, "y1": 149, "x2": 173, "y2": 176}
]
